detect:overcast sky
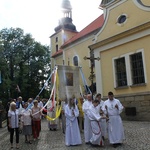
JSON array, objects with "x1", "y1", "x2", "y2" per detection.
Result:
[{"x1": 0, "y1": 0, "x2": 103, "y2": 45}]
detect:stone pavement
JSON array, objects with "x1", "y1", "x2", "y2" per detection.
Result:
[{"x1": 0, "y1": 119, "x2": 150, "y2": 150}]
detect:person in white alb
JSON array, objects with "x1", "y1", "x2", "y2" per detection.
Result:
[
  {"x1": 87, "y1": 99, "x2": 107, "y2": 146},
  {"x1": 95, "y1": 93, "x2": 107, "y2": 140},
  {"x1": 102, "y1": 91, "x2": 125, "y2": 148},
  {"x1": 65, "y1": 98, "x2": 82, "y2": 146},
  {"x1": 82, "y1": 94, "x2": 93, "y2": 144},
  {"x1": 61, "y1": 97, "x2": 68, "y2": 134}
]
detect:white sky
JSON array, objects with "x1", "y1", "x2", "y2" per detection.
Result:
[{"x1": 0, "y1": 0, "x2": 103, "y2": 45}]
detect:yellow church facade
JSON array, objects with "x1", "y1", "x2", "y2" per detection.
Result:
[
  {"x1": 90, "y1": 0, "x2": 150, "y2": 120},
  {"x1": 50, "y1": 0, "x2": 150, "y2": 120},
  {"x1": 50, "y1": 0, "x2": 104, "y2": 95}
]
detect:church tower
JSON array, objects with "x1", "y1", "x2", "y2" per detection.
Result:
[
  {"x1": 54, "y1": 0, "x2": 77, "y2": 32},
  {"x1": 50, "y1": 0, "x2": 77, "y2": 68}
]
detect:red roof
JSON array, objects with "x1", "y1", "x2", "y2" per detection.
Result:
[
  {"x1": 51, "y1": 49, "x2": 63, "y2": 58},
  {"x1": 61, "y1": 14, "x2": 104, "y2": 48}
]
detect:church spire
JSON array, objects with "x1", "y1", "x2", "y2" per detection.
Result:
[
  {"x1": 54, "y1": 0, "x2": 77, "y2": 32},
  {"x1": 61, "y1": 0, "x2": 72, "y2": 18}
]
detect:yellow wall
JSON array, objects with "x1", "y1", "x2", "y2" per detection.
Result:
[
  {"x1": 101, "y1": 36, "x2": 150, "y2": 96},
  {"x1": 51, "y1": 30, "x2": 77, "y2": 56},
  {"x1": 97, "y1": 0, "x2": 150, "y2": 41},
  {"x1": 55, "y1": 56, "x2": 63, "y2": 66},
  {"x1": 64, "y1": 37, "x2": 96, "y2": 92},
  {"x1": 51, "y1": 30, "x2": 96, "y2": 92},
  {"x1": 141, "y1": 0, "x2": 150, "y2": 5},
  {"x1": 50, "y1": 30, "x2": 77, "y2": 69}
]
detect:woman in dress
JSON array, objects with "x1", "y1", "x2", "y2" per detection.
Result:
[
  {"x1": 8, "y1": 102, "x2": 20, "y2": 149},
  {"x1": 21, "y1": 102, "x2": 32, "y2": 144},
  {"x1": 65, "y1": 98, "x2": 82, "y2": 146},
  {"x1": 31, "y1": 100, "x2": 43, "y2": 141}
]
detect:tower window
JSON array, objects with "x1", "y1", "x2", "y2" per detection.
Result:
[
  {"x1": 56, "y1": 37, "x2": 58, "y2": 42},
  {"x1": 56, "y1": 45, "x2": 58, "y2": 52}
]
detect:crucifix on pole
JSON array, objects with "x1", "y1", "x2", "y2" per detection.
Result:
[{"x1": 84, "y1": 48, "x2": 100, "y2": 100}]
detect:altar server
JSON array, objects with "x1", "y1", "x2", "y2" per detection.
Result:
[
  {"x1": 95, "y1": 93, "x2": 107, "y2": 140},
  {"x1": 87, "y1": 99, "x2": 107, "y2": 146},
  {"x1": 65, "y1": 98, "x2": 82, "y2": 146}
]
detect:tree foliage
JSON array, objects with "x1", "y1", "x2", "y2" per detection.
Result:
[{"x1": 0, "y1": 27, "x2": 51, "y2": 102}]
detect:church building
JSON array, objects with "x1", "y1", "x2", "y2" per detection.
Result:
[
  {"x1": 90, "y1": 0, "x2": 150, "y2": 121},
  {"x1": 50, "y1": 0, "x2": 104, "y2": 94},
  {"x1": 50, "y1": 0, "x2": 150, "y2": 121}
]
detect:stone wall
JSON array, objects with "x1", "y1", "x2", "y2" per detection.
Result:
[{"x1": 116, "y1": 92, "x2": 150, "y2": 121}]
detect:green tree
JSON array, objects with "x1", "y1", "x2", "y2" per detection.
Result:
[{"x1": 0, "y1": 28, "x2": 51, "y2": 101}]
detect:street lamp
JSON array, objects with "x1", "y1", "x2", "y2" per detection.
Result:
[{"x1": 84, "y1": 48, "x2": 100, "y2": 99}]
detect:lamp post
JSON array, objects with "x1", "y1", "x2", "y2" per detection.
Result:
[{"x1": 84, "y1": 48, "x2": 100, "y2": 99}]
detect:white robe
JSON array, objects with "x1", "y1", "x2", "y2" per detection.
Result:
[
  {"x1": 96, "y1": 100, "x2": 107, "y2": 138},
  {"x1": 82, "y1": 100, "x2": 93, "y2": 143},
  {"x1": 87, "y1": 105, "x2": 104, "y2": 146},
  {"x1": 65, "y1": 104, "x2": 82, "y2": 146},
  {"x1": 102, "y1": 98, "x2": 125, "y2": 144}
]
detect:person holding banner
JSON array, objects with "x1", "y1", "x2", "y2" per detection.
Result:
[
  {"x1": 77, "y1": 97, "x2": 84, "y2": 132},
  {"x1": 47, "y1": 99, "x2": 58, "y2": 131},
  {"x1": 65, "y1": 98, "x2": 82, "y2": 146},
  {"x1": 61, "y1": 97, "x2": 68, "y2": 134},
  {"x1": 31, "y1": 100, "x2": 43, "y2": 141}
]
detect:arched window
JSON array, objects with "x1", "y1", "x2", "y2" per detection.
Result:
[
  {"x1": 56, "y1": 44, "x2": 58, "y2": 52},
  {"x1": 73, "y1": 56, "x2": 78, "y2": 66}
]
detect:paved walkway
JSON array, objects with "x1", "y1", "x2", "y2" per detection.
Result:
[{"x1": 0, "y1": 119, "x2": 150, "y2": 150}]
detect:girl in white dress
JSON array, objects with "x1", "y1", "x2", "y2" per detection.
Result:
[{"x1": 65, "y1": 98, "x2": 82, "y2": 146}]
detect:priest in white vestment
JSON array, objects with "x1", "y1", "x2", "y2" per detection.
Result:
[
  {"x1": 102, "y1": 91, "x2": 125, "y2": 148},
  {"x1": 82, "y1": 94, "x2": 93, "y2": 144},
  {"x1": 65, "y1": 98, "x2": 82, "y2": 146},
  {"x1": 87, "y1": 99, "x2": 107, "y2": 146}
]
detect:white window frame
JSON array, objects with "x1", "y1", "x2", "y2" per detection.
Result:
[
  {"x1": 112, "y1": 49, "x2": 147, "y2": 88},
  {"x1": 129, "y1": 49, "x2": 147, "y2": 85}
]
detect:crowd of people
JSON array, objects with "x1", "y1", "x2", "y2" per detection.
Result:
[
  {"x1": 4, "y1": 91, "x2": 125, "y2": 149},
  {"x1": 6, "y1": 96, "x2": 46, "y2": 149},
  {"x1": 61, "y1": 91, "x2": 125, "y2": 148}
]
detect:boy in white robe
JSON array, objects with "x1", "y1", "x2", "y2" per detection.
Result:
[
  {"x1": 102, "y1": 91, "x2": 125, "y2": 148},
  {"x1": 82, "y1": 94, "x2": 93, "y2": 144},
  {"x1": 65, "y1": 98, "x2": 82, "y2": 146},
  {"x1": 87, "y1": 99, "x2": 107, "y2": 146},
  {"x1": 95, "y1": 93, "x2": 107, "y2": 140}
]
